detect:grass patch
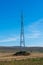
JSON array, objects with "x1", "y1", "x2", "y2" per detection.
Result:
[{"x1": 0, "y1": 58, "x2": 43, "y2": 65}]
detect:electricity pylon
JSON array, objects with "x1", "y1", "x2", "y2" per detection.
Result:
[{"x1": 20, "y1": 12, "x2": 25, "y2": 47}]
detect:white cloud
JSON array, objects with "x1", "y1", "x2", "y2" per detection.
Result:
[
  {"x1": 0, "y1": 37, "x2": 16, "y2": 42},
  {"x1": 29, "y1": 19, "x2": 43, "y2": 30},
  {"x1": 26, "y1": 19, "x2": 43, "y2": 39},
  {"x1": 28, "y1": 33, "x2": 40, "y2": 39}
]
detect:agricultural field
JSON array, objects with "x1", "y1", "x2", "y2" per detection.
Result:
[
  {"x1": 0, "y1": 58, "x2": 43, "y2": 65},
  {"x1": 0, "y1": 52, "x2": 43, "y2": 61},
  {"x1": 0, "y1": 47, "x2": 43, "y2": 65},
  {"x1": 0, "y1": 52, "x2": 43, "y2": 65}
]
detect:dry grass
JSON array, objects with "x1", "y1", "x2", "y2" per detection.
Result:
[
  {"x1": 0, "y1": 53, "x2": 43, "y2": 65},
  {"x1": 0, "y1": 58, "x2": 43, "y2": 65},
  {"x1": 0, "y1": 52, "x2": 43, "y2": 61}
]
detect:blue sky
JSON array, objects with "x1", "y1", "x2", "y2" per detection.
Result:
[{"x1": 0, "y1": 0, "x2": 43, "y2": 47}]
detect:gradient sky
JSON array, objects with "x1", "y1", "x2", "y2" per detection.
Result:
[{"x1": 0, "y1": 0, "x2": 43, "y2": 47}]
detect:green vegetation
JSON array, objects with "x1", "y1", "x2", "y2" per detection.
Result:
[
  {"x1": 0, "y1": 58, "x2": 43, "y2": 65},
  {"x1": 14, "y1": 51, "x2": 30, "y2": 56}
]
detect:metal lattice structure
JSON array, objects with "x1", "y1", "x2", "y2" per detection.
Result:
[{"x1": 20, "y1": 12, "x2": 25, "y2": 47}]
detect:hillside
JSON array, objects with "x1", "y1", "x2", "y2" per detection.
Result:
[{"x1": 0, "y1": 46, "x2": 43, "y2": 53}]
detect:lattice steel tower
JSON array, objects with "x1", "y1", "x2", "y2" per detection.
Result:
[{"x1": 20, "y1": 12, "x2": 25, "y2": 47}]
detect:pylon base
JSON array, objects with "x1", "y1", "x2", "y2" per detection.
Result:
[{"x1": 13, "y1": 51, "x2": 30, "y2": 56}]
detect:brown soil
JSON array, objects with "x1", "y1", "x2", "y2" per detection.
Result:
[{"x1": 0, "y1": 52, "x2": 43, "y2": 61}]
